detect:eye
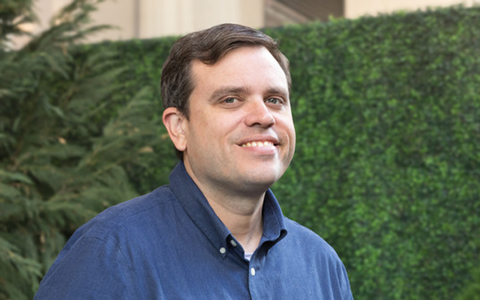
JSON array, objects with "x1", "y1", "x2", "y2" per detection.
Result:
[
  {"x1": 265, "y1": 97, "x2": 283, "y2": 105},
  {"x1": 224, "y1": 97, "x2": 238, "y2": 104}
]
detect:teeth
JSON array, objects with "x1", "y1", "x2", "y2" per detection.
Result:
[{"x1": 241, "y1": 141, "x2": 274, "y2": 147}]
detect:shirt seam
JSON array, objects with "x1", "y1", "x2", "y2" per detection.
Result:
[
  {"x1": 86, "y1": 191, "x2": 177, "y2": 240},
  {"x1": 77, "y1": 236, "x2": 134, "y2": 299}
]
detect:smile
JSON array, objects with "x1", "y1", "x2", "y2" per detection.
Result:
[{"x1": 241, "y1": 141, "x2": 275, "y2": 147}]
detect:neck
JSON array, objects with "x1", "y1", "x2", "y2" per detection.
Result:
[
  {"x1": 183, "y1": 160, "x2": 269, "y2": 253},
  {"x1": 204, "y1": 191, "x2": 265, "y2": 253}
]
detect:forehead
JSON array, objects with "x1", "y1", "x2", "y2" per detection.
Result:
[{"x1": 190, "y1": 46, "x2": 288, "y2": 93}]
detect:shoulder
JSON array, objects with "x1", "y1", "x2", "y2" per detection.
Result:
[
  {"x1": 283, "y1": 217, "x2": 333, "y2": 248},
  {"x1": 35, "y1": 187, "x2": 177, "y2": 300},
  {"x1": 280, "y1": 217, "x2": 352, "y2": 297},
  {"x1": 281, "y1": 217, "x2": 343, "y2": 263},
  {"x1": 73, "y1": 185, "x2": 178, "y2": 241}
]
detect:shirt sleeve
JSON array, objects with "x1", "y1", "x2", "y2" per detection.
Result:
[
  {"x1": 339, "y1": 260, "x2": 355, "y2": 300},
  {"x1": 34, "y1": 236, "x2": 131, "y2": 300}
]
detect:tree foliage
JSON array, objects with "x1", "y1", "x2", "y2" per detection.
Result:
[
  {"x1": 0, "y1": 1, "x2": 160, "y2": 299},
  {"x1": 456, "y1": 266, "x2": 480, "y2": 300}
]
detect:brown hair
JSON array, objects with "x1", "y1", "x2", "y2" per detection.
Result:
[{"x1": 161, "y1": 23, "x2": 291, "y2": 119}]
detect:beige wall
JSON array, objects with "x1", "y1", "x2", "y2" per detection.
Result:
[
  {"x1": 90, "y1": 0, "x2": 136, "y2": 42},
  {"x1": 34, "y1": 0, "x2": 134, "y2": 37},
  {"x1": 13, "y1": 0, "x2": 262, "y2": 48},
  {"x1": 26, "y1": 0, "x2": 263, "y2": 45},
  {"x1": 138, "y1": 0, "x2": 263, "y2": 38},
  {"x1": 345, "y1": 0, "x2": 477, "y2": 18},
  {"x1": 15, "y1": 0, "x2": 136, "y2": 47},
  {"x1": 11, "y1": 0, "x2": 479, "y2": 49}
]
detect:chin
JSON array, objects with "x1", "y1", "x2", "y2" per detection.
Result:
[
  {"x1": 244, "y1": 173, "x2": 282, "y2": 189},
  {"x1": 234, "y1": 162, "x2": 287, "y2": 187}
]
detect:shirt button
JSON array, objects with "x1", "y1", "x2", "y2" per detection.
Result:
[
  {"x1": 230, "y1": 240, "x2": 237, "y2": 247},
  {"x1": 219, "y1": 247, "x2": 226, "y2": 254},
  {"x1": 250, "y1": 268, "x2": 256, "y2": 276}
]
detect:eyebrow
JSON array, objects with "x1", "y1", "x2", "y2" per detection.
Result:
[
  {"x1": 208, "y1": 86, "x2": 248, "y2": 102},
  {"x1": 266, "y1": 87, "x2": 289, "y2": 98},
  {"x1": 208, "y1": 86, "x2": 289, "y2": 102}
]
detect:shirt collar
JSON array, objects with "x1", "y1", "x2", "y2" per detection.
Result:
[
  {"x1": 262, "y1": 189, "x2": 287, "y2": 243},
  {"x1": 169, "y1": 162, "x2": 288, "y2": 255}
]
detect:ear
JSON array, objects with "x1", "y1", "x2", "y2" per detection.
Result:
[{"x1": 162, "y1": 107, "x2": 187, "y2": 152}]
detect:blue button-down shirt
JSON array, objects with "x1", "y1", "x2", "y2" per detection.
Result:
[{"x1": 35, "y1": 162, "x2": 353, "y2": 299}]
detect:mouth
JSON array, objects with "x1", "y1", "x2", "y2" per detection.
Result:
[{"x1": 240, "y1": 141, "x2": 276, "y2": 148}]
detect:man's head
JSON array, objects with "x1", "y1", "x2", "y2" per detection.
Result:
[
  {"x1": 161, "y1": 23, "x2": 291, "y2": 122},
  {"x1": 162, "y1": 24, "x2": 295, "y2": 195}
]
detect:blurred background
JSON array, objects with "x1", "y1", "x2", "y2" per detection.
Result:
[{"x1": 13, "y1": 0, "x2": 479, "y2": 48}]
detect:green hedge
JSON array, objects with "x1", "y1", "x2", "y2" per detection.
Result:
[{"x1": 87, "y1": 5, "x2": 480, "y2": 300}]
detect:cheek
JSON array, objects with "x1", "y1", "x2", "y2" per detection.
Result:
[
  {"x1": 188, "y1": 116, "x2": 230, "y2": 150},
  {"x1": 278, "y1": 114, "x2": 296, "y2": 136},
  {"x1": 290, "y1": 123, "x2": 296, "y2": 145},
  {"x1": 208, "y1": 114, "x2": 241, "y2": 133}
]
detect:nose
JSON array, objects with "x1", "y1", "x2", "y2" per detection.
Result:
[{"x1": 244, "y1": 99, "x2": 275, "y2": 128}]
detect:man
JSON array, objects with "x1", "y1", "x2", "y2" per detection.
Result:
[{"x1": 35, "y1": 23, "x2": 353, "y2": 299}]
